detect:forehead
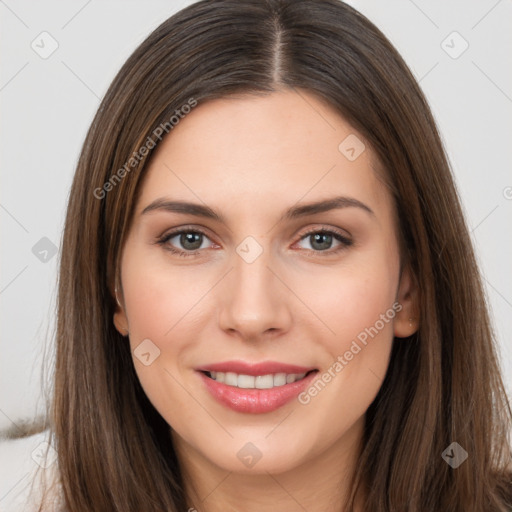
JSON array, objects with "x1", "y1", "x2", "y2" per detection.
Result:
[{"x1": 136, "y1": 89, "x2": 392, "y2": 221}]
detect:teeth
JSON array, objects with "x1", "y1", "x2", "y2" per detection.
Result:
[
  {"x1": 238, "y1": 374, "x2": 255, "y2": 389},
  {"x1": 206, "y1": 371, "x2": 308, "y2": 389},
  {"x1": 225, "y1": 372, "x2": 238, "y2": 386},
  {"x1": 255, "y1": 374, "x2": 273, "y2": 389}
]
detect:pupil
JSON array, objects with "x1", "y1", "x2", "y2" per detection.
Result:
[
  {"x1": 181, "y1": 232, "x2": 202, "y2": 250},
  {"x1": 312, "y1": 233, "x2": 332, "y2": 251}
]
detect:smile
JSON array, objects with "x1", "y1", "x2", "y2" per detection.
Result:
[
  {"x1": 204, "y1": 370, "x2": 312, "y2": 389},
  {"x1": 196, "y1": 362, "x2": 319, "y2": 414}
]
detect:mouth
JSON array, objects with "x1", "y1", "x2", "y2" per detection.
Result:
[
  {"x1": 200, "y1": 369, "x2": 317, "y2": 389},
  {"x1": 196, "y1": 363, "x2": 319, "y2": 414}
]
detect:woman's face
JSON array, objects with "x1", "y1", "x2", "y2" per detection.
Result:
[{"x1": 114, "y1": 89, "x2": 417, "y2": 475}]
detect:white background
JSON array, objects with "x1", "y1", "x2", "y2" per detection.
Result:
[{"x1": 1, "y1": 0, "x2": 511, "y2": 432}]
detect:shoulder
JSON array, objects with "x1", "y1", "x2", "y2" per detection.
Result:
[{"x1": 0, "y1": 429, "x2": 63, "y2": 511}]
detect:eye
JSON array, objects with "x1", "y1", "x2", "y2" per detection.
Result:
[
  {"x1": 295, "y1": 228, "x2": 353, "y2": 254},
  {"x1": 156, "y1": 226, "x2": 353, "y2": 258},
  {"x1": 156, "y1": 228, "x2": 214, "y2": 257}
]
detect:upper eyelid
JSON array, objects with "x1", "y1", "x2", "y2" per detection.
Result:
[
  {"x1": 159, "y1": 223, "x2": 351, "y2": 238},
  {"x1": 160, "y1": 225, "x2": 215, "y2": 242}
]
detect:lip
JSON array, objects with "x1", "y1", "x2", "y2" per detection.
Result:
[
  {"x1": 196, "y1": 360, "x2": 316, "y2": 376},
  {"x1": 196, "y1": 362, "x2": 319, "y2": 414}
]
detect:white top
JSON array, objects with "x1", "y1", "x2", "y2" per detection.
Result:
[{"x1": 0, "y1": 430, "x2": 62, "y2": 512}]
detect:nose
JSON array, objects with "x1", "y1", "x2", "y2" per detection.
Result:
[{"x1": 217, "y1": 242, "x2": 292, "y2": 342}]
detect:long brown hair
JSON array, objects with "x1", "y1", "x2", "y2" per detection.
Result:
[{"x1": 37, "y1": 0, "x2": 512, "y2": 510}]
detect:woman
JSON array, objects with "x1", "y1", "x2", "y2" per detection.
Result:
[{"x1": 25, "y1": 0, "x2": 512, "y2": 510}]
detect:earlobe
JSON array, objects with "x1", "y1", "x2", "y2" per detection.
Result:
[
  {"x1": 113, "y1": 311, "x2": 129, "y2": 336},
  {"x1": 394, "y1": 265, "x2": 420, "y2": 338},
  {"x1": 113, "y1": 285, "x2": 130, "y2": 336}
]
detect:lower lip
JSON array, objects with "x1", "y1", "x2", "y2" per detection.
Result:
[{"x1": 198, "y1": 371, "x2": 318, "y2": 414}]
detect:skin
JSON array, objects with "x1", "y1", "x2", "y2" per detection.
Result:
[{"x1": 114, "y1": 89, "x2": 419, "y2": 512}]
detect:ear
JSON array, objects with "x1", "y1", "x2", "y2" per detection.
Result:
[
  {"x1": 113, "y1": 284, "x2": 130, "y2": 336},
  {"x1": 394, "y1": 264, "x2": 420, "y2": 338}
]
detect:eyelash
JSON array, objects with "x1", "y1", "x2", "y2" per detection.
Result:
[{"x1": 156, "y1": 226, "x2": 353, "y2": 258}]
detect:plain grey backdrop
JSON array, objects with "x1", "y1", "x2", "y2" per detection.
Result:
[{"x1": 1, "y1": 0, "x2": 511, "y2": 431}]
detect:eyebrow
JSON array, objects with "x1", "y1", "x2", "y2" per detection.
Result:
[{"x1": 141, "y1": 195, "x2": 374, "y2": 222}]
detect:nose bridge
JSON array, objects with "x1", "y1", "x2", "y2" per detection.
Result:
[
  {"x1": 218, "y1": 235, "x2": 290, "y2": 337},
  {"x1": 232, "y1": 237, "x2": 277, "y2": 311},
  {"x1": 234, "y1": 240, "x2": 272, "y2": 295}
]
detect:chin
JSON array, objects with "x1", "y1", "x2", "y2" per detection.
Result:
[{"x1": 192, "y1": 434, "x2": 314, "y2": 475}]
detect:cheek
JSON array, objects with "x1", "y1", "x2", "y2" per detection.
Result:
[
  {"x1": 293, "y1": 255, "x2": 399, "y2": 437},
  {"x1": 121, "y1": 256, "x2": 208, "y2": 424},
  {"x1": 120, "y1": 247, "x2": 221, "y2": 408},
  {"x1": 122, "y1": 250, "x2": 208, "y2": 346},
  {"x1": 296, "y1": 256, "x2": 398, "y2": 355},
  {"x1": 292, "y1": 252, "x2": 398, "y2": 419}
]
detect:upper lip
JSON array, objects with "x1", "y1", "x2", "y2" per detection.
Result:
[{"x1": 197, "y1": 360, "x2": 317, "y2": 376}]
